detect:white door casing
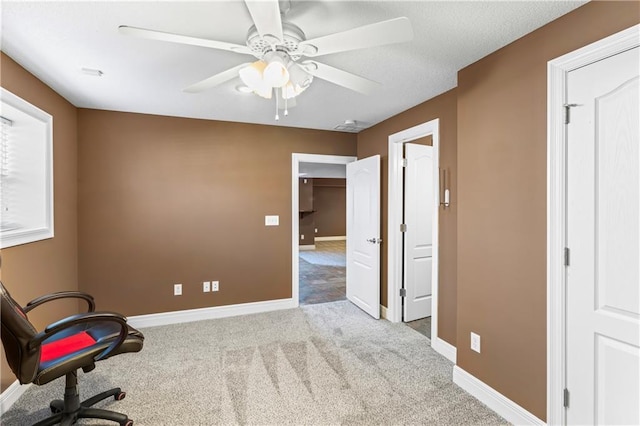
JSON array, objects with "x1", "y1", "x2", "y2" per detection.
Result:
[
  {"x1": 547, "y1": 25, "x2": 639, "y2": 425},
  {"x1": 565, "y1": 46, "x2": 639, "y2": 425},
  {"x1": 403, "y1": 143, "x2": 434, "y2": 322},
  {"x1": 346, "y1": 155, "x2": 381, "y2": 319},
  {"x1": 387, "y1": 120, "x2": 449, "y2": 360}
]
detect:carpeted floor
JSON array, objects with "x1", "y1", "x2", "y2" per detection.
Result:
[{"x1": 2, "y1": 301, "x2": 507, "y2": 425}]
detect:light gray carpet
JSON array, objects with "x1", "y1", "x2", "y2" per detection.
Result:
[{"x1": 2, "y1": 301, "x2": 507, "y2": 425}]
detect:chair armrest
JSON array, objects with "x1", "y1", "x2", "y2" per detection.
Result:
[
  {"x1": 23, "y1": 291, "x2": 95, "y2": 314},
  {"x1": 29, "y1": 312, "x2": 128, "y2": 361}
]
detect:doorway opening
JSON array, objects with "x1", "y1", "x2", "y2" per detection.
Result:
[
  {"x1": 402, "y1": 141, "x2": 436, "y2": 340},
  {"x1": 386, "y1": 119, "x2": 455, "y2": 362},
  {"x1": 291, "y1": 154, "x2": 357, "y2": 307},
  {"x1": 298, "y1": 176, "x2": 347, "y2": 305}
]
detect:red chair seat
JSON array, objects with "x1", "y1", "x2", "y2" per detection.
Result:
[{"x1": 41, "y1": 331, "x2": 96, "y2": 362}]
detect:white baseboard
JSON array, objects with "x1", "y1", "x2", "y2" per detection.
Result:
[
  {"x1": 0, "y1": 381, "x2": 30, "y2": 414},
  {"x1": 314, "y1": 236, "x2": 346, "y2": 241},
  {"x1": 299, "y1": 245, "x2": 316, "y2": 251},
  {"x1": 128, "y1": 298, "x2": 296, "y2": 329},
  {"x1": 453, "y1": 366, "x2": 545, "y2": 426},
  {"x1": 380, "y1": 304, "x2": 388, "y2": 319},
  {"x1": 432, "y1": 336, "x2": 457, "y2": 363}
]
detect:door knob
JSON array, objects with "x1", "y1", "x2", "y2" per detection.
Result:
[{"x1": 366, "y1": 238, "x2": 382, "y2": 244}]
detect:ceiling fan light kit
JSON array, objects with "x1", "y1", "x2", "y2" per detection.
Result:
[
  {"x1": 262, "y1": 51, "x2": 290, "y2": 87},
  {"x1": 119, "y1": 1, "x2": 414, "y2": 121},
  {"x1": 238, "y1": 52, "x2": 314, "y2": 103}
]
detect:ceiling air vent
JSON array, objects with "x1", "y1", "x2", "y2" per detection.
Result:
[{"x1": 334, "y1": 120, "x2": 367, "y2": 133}]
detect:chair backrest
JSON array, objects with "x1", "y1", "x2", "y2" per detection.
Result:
[{"x1": 0, "y1": 281, "x2": 39, "y2": 384}]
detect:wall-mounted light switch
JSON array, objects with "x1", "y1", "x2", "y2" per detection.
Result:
[{"x1": 265, "y1": 215, "x2": 279, "y2": 226}]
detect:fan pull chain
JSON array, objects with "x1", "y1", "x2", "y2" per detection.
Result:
[{"x1": 275, "y1": 88, "x2": 279, "y2": 121}]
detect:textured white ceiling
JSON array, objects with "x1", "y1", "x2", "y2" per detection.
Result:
[{"x1": 1, "y1": 1, "x2": 587, "y2": 132}]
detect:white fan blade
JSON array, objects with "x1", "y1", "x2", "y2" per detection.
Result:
[
  {"x1": 244, "y1": 0, "x2": 283, "y2": 44},
  {"x1": 298, "y1": 17, "x2": 413, "y2": 57},
  {"x1": 301, "y1": 61, "x2": 381, "y2": 95},
  {"x1": 119, "y1": 25, "x2": 253, "y2": 56},
  {"x1": 183, "y1": 63, "x2": 252, "y2": 93}
]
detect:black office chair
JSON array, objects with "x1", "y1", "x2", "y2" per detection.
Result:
[{"x1": 0, "y1": 281, "x2": 144, "y2": 426}]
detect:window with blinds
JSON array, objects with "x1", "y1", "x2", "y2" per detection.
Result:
[{"x1": 0, "y1": 88, "x2": 53, "y2": 249}]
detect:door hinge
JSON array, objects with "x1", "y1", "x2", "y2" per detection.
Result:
[
  {"x1": 563, "y1": 103, "x2": 583, "y2": 125},
  {"x1": 564, "y1": 247, "x2": 570, "y2": 266},
  {"x1": 563, "y1": 388, "x2": 570, "y2": 408},
  {"x1": 400, "y1": 288, "x2": 407, "y2": 297},
  {"x1": 400, "y1": 223, "x2": 407, "y2": 232},
  {"x1": 401, "y1": 158, "x2": 408, "y2": 167}
]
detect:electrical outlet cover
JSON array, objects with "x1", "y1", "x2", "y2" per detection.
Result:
[{"x1": 470, "y1": 332, "x2": 481, "y2": 353}]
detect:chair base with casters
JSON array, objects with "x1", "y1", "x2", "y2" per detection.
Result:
[
  {"x1": 0, "y1": 281, "x2": 144, "y2": 426},
  {"x1": 36, "y1": 371, "x2": 132, "y2": 426}
]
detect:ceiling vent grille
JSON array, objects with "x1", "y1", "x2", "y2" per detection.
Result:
[{"x1": 334, "y1": 120, "x2": 367, "y2": 133}]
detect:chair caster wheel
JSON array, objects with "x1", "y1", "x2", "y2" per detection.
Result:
[
  {"x1": 115, "y1": 391, "x2": 126, "y2": 401},
  {"x1": 49, "y1": 400, "x2": 64, "y2": 414}
]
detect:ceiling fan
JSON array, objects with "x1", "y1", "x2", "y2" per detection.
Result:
[{"x1": 119, "y1": 0, "x2": 413, "y2": 119}]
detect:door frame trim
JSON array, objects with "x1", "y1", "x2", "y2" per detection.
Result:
[
  {"x1": 291, "y1": 153, "x2": 357, "y2": 306},
  {"x1": 387, "y1": 119, "x2": 440, "y2": 337},
  {"x1": 546, "y1": 24, "x2": 639, "y2": 425}
]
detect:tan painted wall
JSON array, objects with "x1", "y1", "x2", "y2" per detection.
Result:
[
  {"x1": 357, "y1": 89, "x2": 458, "y2": 346},
  {"x1": 313, "y1": 178, "x2": 346, "y2": 237},
  {"x1": 456, "y1": 1, "x2": 640, "y2": 420},
  {"x1": 0, "y1": 54, "x2": 78, "y2": 392},
  {"x1": 77, "y1": 109, "x2": 356, "y2": 316}
]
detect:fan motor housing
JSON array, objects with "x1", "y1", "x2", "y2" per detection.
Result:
[{"x1": 246, "y1": 22, "x2": 306, "y2": 60}]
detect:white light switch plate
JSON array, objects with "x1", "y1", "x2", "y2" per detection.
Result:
[{"x1": 265, "y1": 215, "x2": 279, "y2": 226}]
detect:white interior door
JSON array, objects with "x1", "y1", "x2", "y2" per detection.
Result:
[
  {"x1": 346, "y1": 155, "x2": 380, "y2": 319},
  {"x1": 566, "y1": 46, "x2": 639, "y2": 425},
  {"x1": 403, "y1": 143, "x2": 434, "y2": 322}
]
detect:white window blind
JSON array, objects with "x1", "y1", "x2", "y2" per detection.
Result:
[
  {"x1": 0, "y1": 115, "x2": 18, "y2": 231},
  {"x1": 0, "y1": 88, "x2": 53, "y2": 248}
]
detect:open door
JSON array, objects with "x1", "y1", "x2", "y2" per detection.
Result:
[
  {"x1": 403, "y1": 143, "x2": 434, "y2": 322},
  {"x1": 346, "y1": 155, "x2": 380, "y2": 319}
]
